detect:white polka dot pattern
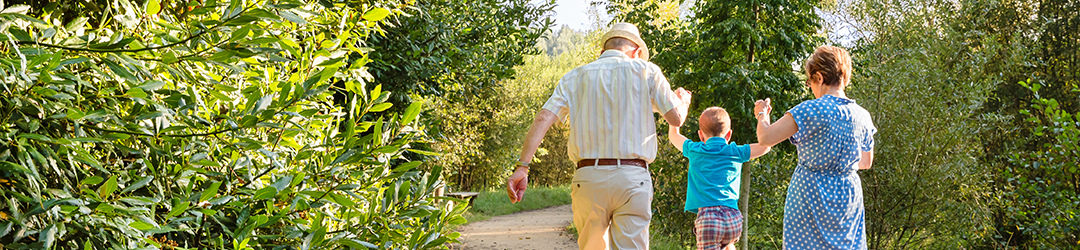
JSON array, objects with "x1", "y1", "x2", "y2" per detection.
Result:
[{"x1": 782, "y1": 94, "x2": 876, "y2": 250}]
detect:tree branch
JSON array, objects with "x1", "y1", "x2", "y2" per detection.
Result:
[
  {"x1": 16, "y1": 29, "x2": 208, "y2": 53},
  {"x1": 81, "y1": 124, "x2": 154, "y2": 137},
  {"x1": 14, "y1": 2, "x2": 256, "y2": 54}
]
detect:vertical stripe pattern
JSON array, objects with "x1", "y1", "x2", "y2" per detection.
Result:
[{"x1": 541, "y1": 50, "x2": 681, "y2": 163}]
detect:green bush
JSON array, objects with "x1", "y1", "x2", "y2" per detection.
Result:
[
  {"x1": 0, "y1": 0, "x2": 466, "y2": 248},
  {"x1": 1003, "y1": 81, "x2": 1080, "y2": 248},
  {"x1": 429, "y1": 29, "x2": 595, "y2": 191}
]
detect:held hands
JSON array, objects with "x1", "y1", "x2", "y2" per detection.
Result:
[
  {"x1": 754, "y1": 98, "x2": 773, "y2": 120},
  {"x1": 674, "y1": 88, "x2": 692, "y2": 124},
  {"x1": 506, "y1": 166, "x2": 529, "y2": 203},
  {"x1": 675, "y1": 88, "x2": 692, "y2": 108}
]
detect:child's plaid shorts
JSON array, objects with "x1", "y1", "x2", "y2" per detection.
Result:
[{"x1": 694, "y1": 205, "x2": 743, "y2": 250}]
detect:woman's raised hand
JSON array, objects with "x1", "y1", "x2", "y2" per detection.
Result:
[{"x1": 754, "y1": 98, "x2": 772, "y2": 118}]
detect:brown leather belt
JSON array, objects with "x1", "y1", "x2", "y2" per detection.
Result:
[{"x1": 577, "y1": 159, "x2": 648, "y2": 169}]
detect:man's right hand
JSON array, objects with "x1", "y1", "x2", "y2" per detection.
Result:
[
  {"x1": 675, "y1": 87, "x2": 692, "y2": 106},
  {"x1": 674, "y1": 88, "x2": 692, "y2": 124},
  {"x1": 506, "y1": 166, "x2": 529, "y2": 203}
]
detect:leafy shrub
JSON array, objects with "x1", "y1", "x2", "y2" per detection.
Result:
[
  {"x1": 0, "y1": 0, "x2": 465, "y2": 248},
  {"x1": 1002, "y1": 81, "x2": 1080, "y2": 248}
]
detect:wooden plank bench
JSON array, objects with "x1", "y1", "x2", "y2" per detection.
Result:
[{"x1": 446, "y1": 192, "x2": 480, "y2": 207}]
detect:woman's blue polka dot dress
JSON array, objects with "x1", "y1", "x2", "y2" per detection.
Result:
[{"x1": 783, "y1": 94, "x2": 877, "y2": 250}]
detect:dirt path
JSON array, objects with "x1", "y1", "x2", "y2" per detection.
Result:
[{"x1": 452, "y1": 204, "x2": 578, "y2": 250}]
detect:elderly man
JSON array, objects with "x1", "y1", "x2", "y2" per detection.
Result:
[{"x1": 506, "y1": 23, "x2": 691, "y2": 249}]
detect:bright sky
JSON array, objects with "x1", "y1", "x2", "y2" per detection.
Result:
[
  {"x1": 537, "y1": 1, "x2": 857, "y2": 46},
  {"x1": 538, "y1": 0, "x2": 595, "y2": 31}
]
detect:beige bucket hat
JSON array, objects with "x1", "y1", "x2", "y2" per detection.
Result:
[{"x1": 600, "y1": 22, "x2": 650, "y2": 61}]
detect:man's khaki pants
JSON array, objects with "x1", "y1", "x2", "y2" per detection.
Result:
[{"x1": 572, "y1": 164, "x2": 653, "y2": 250}]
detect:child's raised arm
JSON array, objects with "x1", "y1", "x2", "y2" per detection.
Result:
[
  {"x1": 668, "y1": 88, "x2": 692, "y2": 152},
  {"x1": 669, "y1": 125, "x2": 688, "y2": 152}
]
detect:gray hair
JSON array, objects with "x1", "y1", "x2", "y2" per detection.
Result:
[{"x1": 603, "y1": 37, "x2": 638, "y2": 51}]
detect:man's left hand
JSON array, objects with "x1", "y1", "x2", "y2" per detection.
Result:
[{"x1": 506, "y1": 166, "x2": 529, "y2": 203}]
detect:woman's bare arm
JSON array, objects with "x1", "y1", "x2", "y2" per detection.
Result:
[
  {"x1": 857, "y1": 150, "x2": 874, "y2": 169},
  {"x1": 757, "y1": 113, "x2": 798, "y2": 147}
]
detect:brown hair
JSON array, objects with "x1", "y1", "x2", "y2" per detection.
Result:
[
  {"x1": 804, "y1": 45, "x2": 852, "y2": 86},
  {"x1": 699, "y1": 107, "x2": 731, "y2": 138}
]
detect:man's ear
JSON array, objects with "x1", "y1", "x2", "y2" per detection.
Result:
[{"x1": 698, "y1": 130, "x2": 706, "y2": 141}]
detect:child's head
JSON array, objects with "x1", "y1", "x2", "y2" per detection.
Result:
[{"x1": 698, "y1": 107, "x2": 732, "y2": 140}]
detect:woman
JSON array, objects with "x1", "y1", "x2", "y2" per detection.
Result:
[{"x1": 754, "y1": 45, "x2": 876, "y2": 249}]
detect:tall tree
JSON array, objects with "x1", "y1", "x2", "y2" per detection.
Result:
[
  {"x1": 359, "y1": 0, "x2": 556, "y2": 192},
  {"x1": 365, "y1": 0, "x2": 555, "y2": 106}
]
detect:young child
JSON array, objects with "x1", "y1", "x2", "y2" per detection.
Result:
[{"x1": 669, "y1": 106, "x2": 772, "y2": 250}]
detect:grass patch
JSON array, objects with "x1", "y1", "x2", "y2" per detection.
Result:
[
  {"x1": 650, "y1": 232, "x2": 694, "y2": 250},
  {"x1": 565, "y1": 225, "x2": 693, "y2": 249},
  {"x1": 461, "y1": 184, "x2": 572, "y2": 225}
]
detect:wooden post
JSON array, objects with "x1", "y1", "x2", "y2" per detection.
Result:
[
  {"x1": 739, "y1": 163, "x2": 751, "y2": 250},
  {"x1": 742, "y1": 3, "x2": 760, "y2": 249}
]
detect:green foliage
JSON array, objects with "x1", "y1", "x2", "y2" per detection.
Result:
[
  {"x1": 965, "y1": 1, "x2": 1079, "y2": 246},
  {"x1": 365, "y1": 0, "x2": 556, "y2": 106},
  {"x1": 1004, "y1": 81, "x2": 1080, "y2": 248},
  {"x1": 429, "y1": 29, "x2": 595, "y2": 191},
  {"x1": 843, "y1": 0, "x2": 1009, "y2": 247},
  {"x1": 0, "y1": 0, "x2": 467, "y2": 248},
  {"x1": 843, "y1": 0, "x2": 1080, "y2": 248},
  {"x1": 393, "y1": 0, "x2": 558, "y2": 192},
  {"x1": 901, "y1": 0, "x2": 1080, "y2": 247},
  {"x1": 536, "y1": 26, "x2": 588, "y2": 57},
  {"x1": 742, "y1": 150, "x2": 797, "y2": 249}
]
